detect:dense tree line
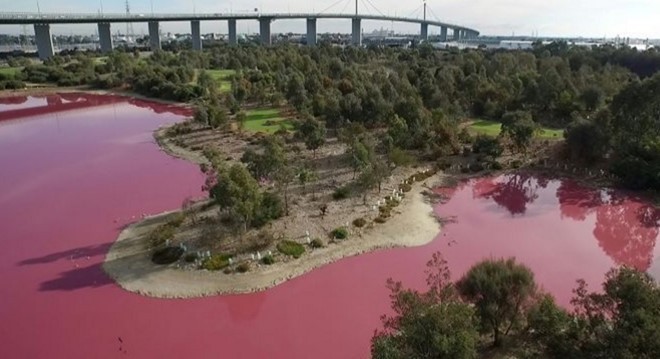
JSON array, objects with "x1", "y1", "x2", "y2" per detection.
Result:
[
  {"x1": 9, "y1": 43, "x2": 660, "y2": 190},
  {"x1": 372, "y1": 253, "x2": 660, "y2": 358}
]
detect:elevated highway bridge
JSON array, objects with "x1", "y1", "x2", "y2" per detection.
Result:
[{"x1": 0, "y1": 8, "x2": 479, "y2": 59}]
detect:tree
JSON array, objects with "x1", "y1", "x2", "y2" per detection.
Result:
[
  {"x1": 499, "y1": 111, "x2": 537, "y2": 153},
  {"x1": 372, "y1": 253, "x2": 480, "y2": 359},
  {"x1": 297, "y1": 166, "x2": 317, "y2": 196},
  {"x1": 241, "y1": 137, "x2": 286, "y2": 180},
  {"x1": 235, "y1": 111, "x2": 247, "y2": 133},
  {"x1": 274, "y1": 163, "x2": 296, "y2": 216},
  {"x1": 210, "y1": 164, "x2": 261, "y2": 232},
  {"x1": 552, "y1": 267, "x2": 660, "y2": 359},
  {"x1": 472, "y1": 135, "x2": 503, "y2": 159},
  {"x1": 457, "y1": 258, "x2": 537, "y2": 347},
  {"x1": 296, "y1": 115, "x2": 326, "y2": 157},
  {"x1": 563, "y1": 116, "x2": 610, "y2": 162}
]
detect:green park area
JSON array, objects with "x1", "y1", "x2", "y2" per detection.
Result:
[
  {"x1": 0, "y1": 67, "x2": 22, "y2": 77},
  {"x1": 207, "y1": 69, "x2": 235, "y2": 93},
  {"x1": 469, "y1": 119, "x2": 564, "y2": 139},
  {"x1": 243, "y1": 108, "x2": 293, "y2": 134}
]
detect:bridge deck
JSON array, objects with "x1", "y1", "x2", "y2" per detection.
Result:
[{"x1": 0, "y1": 12, "x2": 479, "y2": 34}]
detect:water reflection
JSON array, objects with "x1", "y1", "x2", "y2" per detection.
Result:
[
  {"x1": 472, "y1": 173, "x2": 550, "y2": 216},
  {"x1": 0, "y1": 93, "x2": 191, "y2": 124},
  {"x1": 460, "y1": 175, "x2": 660, "y2": 271}
]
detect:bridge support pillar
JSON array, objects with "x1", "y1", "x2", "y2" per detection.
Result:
[
  {"x1": 351, "y1": 18, "x2": 362, "y2": 46},
  {"x1": 228, "y1": 19, "x2": 237, "y2": 45},
  {"x1": 148, "y1": 21, "x2": 161, "y2": 50},
  {"x1": 98, "y1": 22, "x2": 113, "y2": 53},
  {"x1": 306, "y1": 18, "x2": 317, "y2": 46},
  {"x1": 420, "y1": 23, "x2": 428, "y2": 41},
  {"x1": 33, "y1": 23, "x2": 54, "y2": 60},
  {"x1": 191, "y1": 20, "x2": 202, "y2": 50},
  {"x1": 453, "y1": 28, "x2": 461, "y2": 41},
  {"x1": 440, "y1": 26, "x2": 448, "y2": 42},
  {"x1": 259, "y1": 18, "x2": 272, "y2": 45}
]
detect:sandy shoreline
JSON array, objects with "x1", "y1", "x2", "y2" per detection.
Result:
[{"x1": 103, "y1": 178, "x2": 443, "y2": 299}]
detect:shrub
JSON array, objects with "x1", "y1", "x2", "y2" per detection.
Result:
[
  {"x1": 331, "y1": 227, "x2": 349, "y2": 240},
  {"x1": 470, "y1": 162, "x2": 485, "y2": 173},
  {"x1": 472, "y1": 135, "x2": 503, "y2": 158},
  {"x1": 310, "y1": 238, "x2": 324, "y2": 248},
  {"x1": 201, "y1": 253, "x2": 232, "y2": 271},
  {"x1": 261, "y1": 254, "x2": 276, "y2": 265},
  {"x1": 236, "y1": 262, "x2": 250, "y2": 273},
  {"x1": 223, "y1": 267, "x2": 233, "y2": 274},
  {"x1": 437, "y1": 160, "x2": 451, "y2": 170},
  {"x1": 147, "y1": 224, "x2": 176, "y2": 247},
  {"x1": 332, "y1": 186, "x2": 351, "y2": 200},
  {"x1": 253, "y1": 192, "x2": 284, "y2": 227},
  {"x1": 353, "y1": 218, "x2": 367, "y2": 228},
  {"x1": 151, "y1": 246, "x2": 184, "y2": 265},
  {"x1": 511, "y1": 160, "x2": 522, "y2": 169},
  {"x1": 374, "y1": 216, "x2": 388, "y2": 224},
  {"x1": 490, "y1": 161, "x2": 503, "y2": 170},
  {"x1": 167, "y1": 212, "x2": 186, "y2": 228},
  {"x1": 184, "y1": 253, "x2": 198, "y2": 263},
  {"x1": 399, "y1": 183, "x2": 412, "y2": 193},
  {"x1": 277, "y1": 240, "x2": 306, "y2": 258}
]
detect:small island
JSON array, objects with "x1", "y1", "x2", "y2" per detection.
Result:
[{"x1": 103, "y1": 113, "x2": 449, "y2": 298}]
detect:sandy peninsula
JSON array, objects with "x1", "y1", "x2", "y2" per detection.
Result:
[{"x1": 103, "y1": 177, "x2": 443, "y2": 299}]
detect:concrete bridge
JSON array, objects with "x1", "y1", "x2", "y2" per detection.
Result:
[{"x1": 0, "y1": 11, "x2": 479, "y2": 59}]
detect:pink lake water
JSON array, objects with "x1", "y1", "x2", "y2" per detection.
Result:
[{"x1": 1, "y1": 94, "x2": 658, "y2": 358}]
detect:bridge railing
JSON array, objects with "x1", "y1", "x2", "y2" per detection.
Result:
[{"x1": 0, "y1": 12, "x2": 476, "y2": 33}]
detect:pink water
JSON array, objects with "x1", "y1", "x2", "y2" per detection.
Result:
[{"x1": 0, "y1": 94, "x2": 658, "y2": 358}]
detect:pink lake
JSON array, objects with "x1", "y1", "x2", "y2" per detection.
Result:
[{"x1": 0, "y1": 93, "x2": 658, "y2": 358}]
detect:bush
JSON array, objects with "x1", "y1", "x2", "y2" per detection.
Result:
[
  {"x1": 353, "y1": 218, "x2": 367, "y2": 228},
  {"x1": 184, "y1": 253, "x2": 198, "y2": 263},
  {"x1": 167, "y1": 212, "x2": 186, "y2": 228},
  {"x1": 399, "y1": 183, "x2": 412, "y2": 193},
  {"x1": 148, "y1": 224, "x2": 176, "y2": 247},
  {"x1": 490, "y1": 161, "x2": 503, "y2": 170},
  {"x1": 253, "y1": 192, "x2": 284, "y2": 227},
  {"x1": 374, "y1": 216, "x2": 388, "y2": 224},
  {"x1": 470, "y1": 162, "x2": 485, "y2": 173},
  {"x1": 332, "y1": 186, "x2": 351, "y2": 200},
  {"x1": 201, "y1": 253, "x2": 232, "y2": 271},
  {"x1": 151, "y1": 246, "x2": 184, "y2": 265},
  {"x1": 331, "y1": 227, "x2": 349, "y2": 240},
  {"x1": 236, "y1": 262, "x2": 250, "y2": 273},
  {"x1": 472, "y1": 135, "x2": 503, "y2": 158},
  {"x1": 261, "y1": 254, "x2": 275, "y2": 265},
  {"x1": 310, "y1": 238, "x2": 324, "y2": 248},
  {"x1": 277, "y1": 240, "x2": 306, "y2": 258}
]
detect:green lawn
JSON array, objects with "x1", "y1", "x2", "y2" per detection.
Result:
[
  {"x1": 0, "y1": 66, "x2": 22, "y2": 77},
  {"x1": 468, "y1": 119, "x2": 564, "y2": 140},
  {"x1": 243, "y1": 108, "x2": 293, "y2": 134},
  {"x1": 206, "y1": 69, "x2": 235, "y2": 93}
]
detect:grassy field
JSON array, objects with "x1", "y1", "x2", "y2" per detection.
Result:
[
  {"x1": 243, "y1": 108, "x2": 293, "y2": 134},
  {"x1": 468, "y1": 119, "x2": 564, "y2": 140},
  {"x1": 0, "y1": 67, "x2": 22, "y2": 77},
  {"x1": 206, "y1": 69, "x2": 235, "y2": 93}
]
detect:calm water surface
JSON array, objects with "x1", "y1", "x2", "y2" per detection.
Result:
[{"x1": 0, "y1": 94, "x2": 658, "y2": 358}]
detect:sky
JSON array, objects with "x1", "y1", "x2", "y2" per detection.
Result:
[{"x1": 0, "y1": 0, "x2": 659, "y2": 38}]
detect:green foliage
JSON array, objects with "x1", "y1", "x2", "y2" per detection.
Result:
[
  {"x1": 241, "y1": 136, "x2": 286, "y2": 179},
  {"x1": 277, "y1": 240, "x2": 306, "y2": 258},
  {"x1": 236, "y1": 262, "x2": 250, "y2": 273},
  {"x1": 261, "y1": 254, "x2": 275, "y2": 265},
  {"x1": 352, "y1": 218, "x2": 367, "y2": 228},
  {"x1": 184, "y1": 253, "x2": 198, "y2": 263},
  {"x1": 151, "y1": 246, "x2": 184, "y2": 265},
  {"x1": 147, "y1": 223, "x2": 176, "y2": 248},
  {"x1": 253, "y1": 191, "x2": 284, "y2": 227},
  {"x1": 372, "y1": 253, "x2": 480, "y2": 359},
  {"x1": 331, "y1": 227, "x2": 349, "y2": 240},
  {"x1": 500, "y1": 111, "x2": 538, "y2": 153},
  {"x1": 387, "y1": 147, "x2": 415, "y2": 167},
  {"x1": 210, "y1": 164, "x2": 262, "y2": 231},
  {"x1": 332, "y1": 186, "x2": 351, "y2": 200},
  {"x1": 295, "y1": 114, "x2": 327, "y2": 155},
  {"x1": 472, "y1": 135, "x2": 503, "y2": 158},
  {"x1": 563, "y1": 116, "x2": 610, "y2": 162},
  {"x1": 201, "y1": 253, "x2": 232, "y2": 271},
  {"x1": 457, "y1": 258, "x2": 537, "y2": 347},
  {"x1": 310, "y1": 238, "x2": 324, "y2": 248}
]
